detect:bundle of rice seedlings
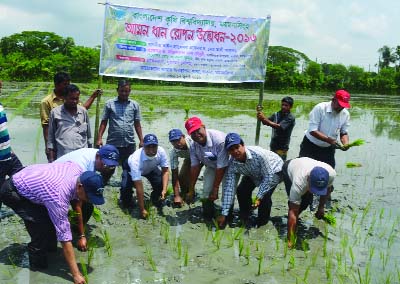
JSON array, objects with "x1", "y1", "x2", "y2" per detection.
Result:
[
  {"x1": 346, "y1": 162, "x2": 362, "y2": 168},
  {"x1": 322, "y1": 213, "x2": 336, "y2": 226},
  {"x1": 346, "y1": 138, "x2": 365, "y2": 148}
]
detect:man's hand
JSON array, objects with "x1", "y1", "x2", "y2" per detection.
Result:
[
  {"x1": 141, "y1": 209, "x2": 148, "y2": 219},
  {"x1": 216, "y1": 215, "x2": 227, "y2": 229},
  {"x1": 208, "y1": 190, "x2": 218, "y2": 202},
  {"x1": 73, "y1": 273, "x2": 86, "y2": 284},
  {"x1": 252, "y1": 198, "x2": 261, "y2": 209},
  {"x1": 76, "y1": 236, "x2": 87, "y2": 252},
  {"x1": 174, "y1": 195, "x2": 183, "y2": 207},
  {"x1": 315, "y1": 207, "x2": 324, "y2": 219}
]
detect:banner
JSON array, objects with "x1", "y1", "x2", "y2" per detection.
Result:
[{"x1": 99, "y1": 3, "x2": 271, "y2": 83}]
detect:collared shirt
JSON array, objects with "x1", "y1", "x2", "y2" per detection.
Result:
[
  {"x1": 54, "y1": 148, "x2": 98, "y2": 171},
  {"x1": 169, "y1": 136, "x2": 193, "y2": 170},
  {"x1": 127, "y1": 146, "x2": 169, "y2": 181},
  {"x1": 268, "y1": 111, "x2": 295, "y2": 151},
  {"x1": 0, "y1": 103, "x2": 11, "y2": 161},
  {"x1": 305, "y1": 101, "x2": 350, "y2": 147},
  {"x1": 12, "y1": 162, "x2": 83, "y2": 242},
  {"x1": 287, "y1": 157, "x2": 336, "y2": 205},
  {"x1": 190, "y1": 129, "x2": 228, "y2": 169},
  {"x1": 47, "y1": 105, "x2": 92, "y2": 158},
  {"x1": 101, "y1": 98, "x2": 141, "y2": 147},
  {"x1": 40, "y1": 92, "x2": 64, "y2": 126},
  {"x1": 221, "y1": 146, "x2": 283, "y2": 215}
]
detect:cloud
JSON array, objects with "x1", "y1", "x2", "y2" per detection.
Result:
[{"x1": 350, "y1": 14, "x2": 389, "y2": 38}]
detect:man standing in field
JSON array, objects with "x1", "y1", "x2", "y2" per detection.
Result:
[
  {"x1": 299, "y1": 90, "x2": 350, "y2": 207},
  {"x1": 257, "y1": 96, "x2": 295, "y2": 161},
  {"x1": 40, "y1": 72, "x2": 100, "y2": 161},
  {"x1": 282, "y1": 157, "x2": 336, "y2": 248},
  {"x1": 168, "y1": 128, "x2": 194, "y2": 207},
  {"x1": 185, "y1": 116, "x2": 229, "y2": 219},
  {"x1": 0, "y1": 163, "x2": 105, "y2": 284},
  {"x1": 47, "y1": 84, "x2": 92, "y2": 161}
]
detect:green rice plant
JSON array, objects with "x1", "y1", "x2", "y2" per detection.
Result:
[
  {"x1": 346, "y1": 139, "x2": 365, "y2": 148},
  {"x1": 257, "y1": 248, "x2": 264, "y2": 276},
  {"x1": 233, "y1": 226, "x2": 245, "y2": 240},
  {"x1": 92, "y1": 207, "x2": 102, "y2": 222},
  {"x1": 226, "y1": 231, "x2": 234, "y2": 248},
  {"x1": 160, "y1": 221, "x2": 170, "y2": 244},
  {"x1": 368, "y1": 245, "x2": 375, "y2": 262},
  {"x1": 301, "y1": 239, "x2": 309, "y2": 258},
  {"x1": 183, "y1": 245, "x2": 189, "y2": 266},
  {"x1": 346, "y1": 162, "x2": 362, "y2": 168},
  {"x1": 364, "y1": 215, "x2": 376, "y2": 244},
  {"x1": 204, "y1": 225, "x2": 210, "y2": 242},
  {"x1": 68, "y1": 209, "x2": 80, "y2": 225},
  {"x1": 360, "y1": 201, "x2": 372, "y2": 226},
  {"x1": 379, "y1": 208, "x2": 384, "y2": 220},
  {"x1": 7, "y1": 254, "x2": 16, "y2": 269},
  {"x1": 325, "y1": 257, "x2": 332, "y2": 280},
  {"x1": 149, "y1": 105, "x2": 154, "y2": 112},
  {"x1": 132, "y1": 220, "x2": 139, "y2": 238},
  {"x1": 357, "y1": 263, "x2": 371, "y2": 284},
  {"x1": 288, "y1": 254, "x2": 295, "y2": 270},
  {"x1": 323, "y1": 225, "x2": 329, "y2": 257},
  {"x1": 351, "y1": 212, "x2": 358, "y2": 230},
  {"x1": 275, "y1": 234, "x2": 280, "y2": 252},
  {"x1": 380, "y1": 251, "x2": 389, "y2": 270},
  {"x1": 102, "y1": 230, "x2": 112, "y2": 257},
  {"x1": 184, "y1": 106, "x2": 190, "y2": 120},
  {"x1": 80, "y1": 257, "x2": 89, "y2": 283},
  {"x1": 323, "y1": 213, "x2": 336, "y2": 226},
  {"x1": 245, "y1": 245, "x2": 250, "y2": 265},
  {"x1": 87, "y1": 246, "x2": 95, "y2": 267},
  {"x1": 303, "y1": 265, "x2": 311, "y2": 283},
  {"x1": 349, "y1": 246, "x2": 355, "y2": 266},
  {"x1": 176, "y1": 237, "x2": 182, "y2": 258},
  {"x1": 238, "y1": 237, "x2": 244, "y2": 256},
  {"x1": 145, "y1": 246, "x2": 157, "y2": 271},
  {"x1": 165, "y1": 186, "x2": 173, "y2": 197}
]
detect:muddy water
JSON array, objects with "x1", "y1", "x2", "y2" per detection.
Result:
[{"x1": 1, "y1": 83, "x2": 400, "y2": 283}]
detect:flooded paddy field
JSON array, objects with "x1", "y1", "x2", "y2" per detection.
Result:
[{"x1": 0, "y1": 82, "x2": 399, "y2": 283}]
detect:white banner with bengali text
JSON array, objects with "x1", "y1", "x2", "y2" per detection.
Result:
[{"x1": 99, "y1": 3, "x2": 271, "y2": 83}]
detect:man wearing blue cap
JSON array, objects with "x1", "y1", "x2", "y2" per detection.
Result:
[
  {"x1": 0, "y1": 162, "x2": 105, "y2": 283},
  {"x1": 282, "y1": 157, "x2": 336, "y2": 248},
  {"x1": 217, "y1": 133, "x2": 283, "y2": 228},
  {"x1": 168, "y1": 128, "x2": 194, "y2": 206},
  {"x1": 122, "y1": 134, "x2": 169, "y2": 218}
]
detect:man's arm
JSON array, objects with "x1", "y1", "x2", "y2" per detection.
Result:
[
  {"x1": 287, "y1": 202, "x2": 300, "y2": 248},
  {"x1": 61, "y1": 241, "x2": 86, "y2": 284},
  {"x1": 82, "y1": 89, "x2": 101, "y2": 110},
  {"x1": 70, "y1": 200, "x2": 87, "y2": 252},
  {"x1": 257, "y1": 111, "x2": 280, "y2": 129},
  {"x1": 134, "y1": 121, "x2": 144, "y2": 148},
  {"x1": 96, "y1": 120, "x2": 108, "y2": 147},
  {"x1": 310, "y1": 130, "x2": 337, "y2": 145},
  {"x1": 133, "y1": 180, "x2": 147, "y2": 218},
  {"x1": 160, "y1": 167, "x2": 169, "y2": 199},
  {"x1": 209, "y1": 167, "x2": 227, "y2": 201}
]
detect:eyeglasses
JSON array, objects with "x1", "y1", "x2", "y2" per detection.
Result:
[{"x1": 94, "y1": 187, "x2": 104, "y2": 195}]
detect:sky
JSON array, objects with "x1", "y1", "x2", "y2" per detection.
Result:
[{"x1": 0, "y1": 0, "x2": 399, "y2": 72}]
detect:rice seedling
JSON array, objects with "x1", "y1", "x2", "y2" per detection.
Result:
[
  {"x1": 360, "y1": 201, "x2": 372, "y2": 226},
  {"x1": 233, "y1": 226, "x2": 245, "y2": 240},
  {"x1": 145, "y1": 246, "x2": 157, "y2": 271},
  {"x1": 346, "y1": 162, "x2": 362, "y2": 168},
  {"x1": 80, "y1": 257, "x2": 89, "y2": 283},
  {"x1": 245, "y1": 244, "x2": 250, "y2": 265},
  {"x1": 380, "y1": 251, "x2": 389, "y2": 270},
  {"x1": 346, "y1": 138, "x2": 365, "y2": 148},
  {"x1": 323, "y1": 225, "x2": 329, "y2": 257},
  {"x1": 239, "y1": 237, "x2": 244, "y2": 256},
  {"x1": 325, "y1": 256, "x2": 332, "y2": 280},
  {"x1": 351, "y1": 212, "x2": 358, "y2": 230},
  {"x1": 160, "y1": 221, "x2": 170, "y2": 244},
  {"x1": 184, "y1": 106, "x2": 190, "y2": 120},
  {"x1": 132, "y1": 220, "x2": 139, "y2": 238},
  {"x1": 301, "y1": 239, "x2": 309, "y2": 258},
  {"x1": 379, "y1": 208, "x2": 385, "y2": 220},
  {"x1": 323, "y1": 213, "x2": 336, "y2": 226},
  {"x1": 176, "y1": 237, "x2": 182, "y2": 258},
  {"x1": 368, "y1": 245, "x2": 375, "y2": 261},
  {"x1": 288, "y1": 254, "x2": 295, "y2": 270},
  {"x1": 357, "y1": 263, "x2": 371, "y2": 284},
  {"x1": 275, "y1": 234, "x2": 280, "y2": 252},
  {"x1": 92, "y1": 207, "x2": 102, "y2": 222},
  {"x1": 102, "y1": 229, "x2": 112, "y2": 257},
  {"x1": 257, "y1": 247, "x2": 264, "y2": 276},
  {"x1": 348, "y1": 246, "x2": 355, "y2": 267},
  {"x1": 183, "y1": 245, "x2": 189, "y2": 266}
]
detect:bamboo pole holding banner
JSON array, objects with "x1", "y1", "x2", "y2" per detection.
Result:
[
  {"x1": 93, "y1": 75, "x2": 103, "y2": 147},
  {"x1": 254, "y1": 81, "x2": 264, "y2": 145}
]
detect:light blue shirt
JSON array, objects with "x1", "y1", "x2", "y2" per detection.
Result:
[
  {"x1": 190, "y1": 129, "x2": 228, "y2": 169},
  {"x1": 169, "y1": 136, "x2": 193, "y2": 170},
  {"x1": 128, "y1": 147, "x2": 169, "y2": 181}
]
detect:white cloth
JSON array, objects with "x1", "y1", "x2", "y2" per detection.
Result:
[
  {"x1": 127, "y1": 147, "x2": 169, "y2": 181},
  {"x1": 305, "y1": 101, "x2": 350, "y2": 147},
  {"x1": 54, "y1": 148, "x2": 97, "y2": 171},
  {"x1": 287, "y1": 157, "x2": 336, "y2": 205}
]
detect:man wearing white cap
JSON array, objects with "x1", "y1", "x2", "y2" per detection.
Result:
[{"x1": 282, "y1": 157, "x2": 336, "y2": 248}]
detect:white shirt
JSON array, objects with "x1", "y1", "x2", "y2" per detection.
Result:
[
  {"x1": 305, "y1": 101, "x2": 350, "y2": 147},
  {"x1": 127, "y1": 147, "x2": 169, "y2": 181},
  {"x1": 54, "y1": 148, "x2": 97, "y2": 171},
  {"x1": 287, "y1": 157, "x2": 336, "y2": 205}
]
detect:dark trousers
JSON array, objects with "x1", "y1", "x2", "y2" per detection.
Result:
[
  {"x1": 120, "y1": 161, "x2": 163, "y2": 207},
  {"x1": 236, "y1": 176, "x2": 278, "y2": 226},
  {"x1": 0, "y1": 179, "x2": 56, "y2": 269},
  {"x1": 299, "y1": 136, "x2": 336, "y2": 168},
  {"x1": 0, "y1": 153, "x2": 23, "y2": 189},
  {"x1": 282, "y1": 160, "x2": 313, "y2": 213},
  {"x1": 117, "y1": 144, "x2": 136, "y2": 165}
]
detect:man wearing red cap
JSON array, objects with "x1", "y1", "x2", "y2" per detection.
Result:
[
  {"x1": 184, "y1": 116, "x2": 229, "y2": 219},
  {"x1": 299, "y1": 90, "x2": 351, "y2": 207}
]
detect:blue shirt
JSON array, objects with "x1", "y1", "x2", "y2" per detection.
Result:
[
  {"x1": 127, "y1": 147, "x2": 169, "y2": 181},
  {"x1": 101, "y1": 98, "x2": 141, "y2": 147},
  {"x1": 221, "y1": 146, "x2": 283, "y2": 215},
  {"x1": 0, "y1": 103, "x2": 11, "y2": 161}
]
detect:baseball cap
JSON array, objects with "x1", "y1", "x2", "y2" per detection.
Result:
[
  {"x1": 144, "y1": 134, "x2": 158, "y2": 146},
  {"x1": 225, "y1": 133, "x2": 242, "y2": 150},
  {"x1": 168, "y1": 129, "x2": 183, "y2": 142},
  {"x1": 309, "y1": 167, "x2": 329, "y2": 196},
  {"x1": 80, "y1": 171, "x2": 105, "y2": 205},
  {"x1": 335, "y1": 90, "x2": 351, "y2": 108},
  {"x1": 98, "y1": 144, "x2": 120, "y2": 167},
  {"x1": 185, "y1": 116, "x2": 203, "y2": 135}
]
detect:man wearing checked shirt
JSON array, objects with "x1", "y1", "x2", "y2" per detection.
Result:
[{"x1": 217, "y1": 133, "x2": 283, "y2": 228}]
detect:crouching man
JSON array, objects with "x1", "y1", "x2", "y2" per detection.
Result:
[{"x1": 0, "y1": 162, "x2": 105, "y2": 284}]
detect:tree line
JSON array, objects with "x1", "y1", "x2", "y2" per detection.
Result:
[{"x1": 1, "y1": 31, "x2": 399, "y2": 94}]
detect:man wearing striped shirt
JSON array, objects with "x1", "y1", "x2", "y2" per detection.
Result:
[
  {"x1": 168, "y1": 128, "x2": 194, "y2": 206},
  {"x1": 185, "y1": 116, "x2": 229, "y2": 219},
  {"x1": 0, "y1": 101, "x2": 23, "y2": 189},
  {"x1": 0, "y1": 162, "x2": 105, "y2": 284},
  {"x1": 217, "y1": 133, "x2": 283, "y2": 228}
]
